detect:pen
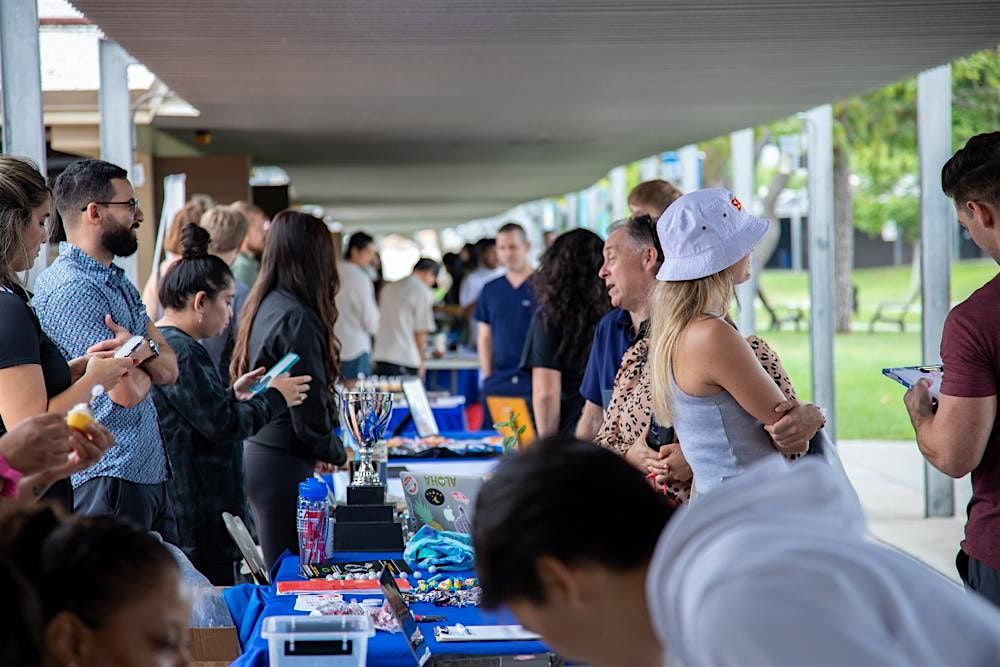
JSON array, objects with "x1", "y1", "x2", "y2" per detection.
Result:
[{"x1": 414, "y1": 614, "x2": 446, "y2": 622}]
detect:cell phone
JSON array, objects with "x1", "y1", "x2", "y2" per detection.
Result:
[
  {"x1": 113, "y1": 335, "x2": 146, "y2": 359},
  {"x1": 249, "y1": 353, "x2": 300, "y2": 394}
]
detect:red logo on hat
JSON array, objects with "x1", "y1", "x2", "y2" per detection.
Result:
[{"x1": 730, "y1": 196, "x2": 743, "y2": 211}]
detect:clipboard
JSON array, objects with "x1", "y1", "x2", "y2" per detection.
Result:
[
  {"x1": 433, "y1": 624, "x2": 540, "y2": 642},
  {"x1": 882, "y1": 365, "x2": 943, "y2": 398}
]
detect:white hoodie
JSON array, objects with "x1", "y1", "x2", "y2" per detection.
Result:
[{"x1": 646, "y1": 458, "x2": 1000, "y2": 667}]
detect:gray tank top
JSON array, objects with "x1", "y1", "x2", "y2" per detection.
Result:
[{"x1": 670, "y1": 365, "x2": 782, "y2": 495}]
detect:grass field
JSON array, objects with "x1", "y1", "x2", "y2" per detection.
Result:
[{"x1": 751, "y1": 259, "x2": 998, "y2": 440}]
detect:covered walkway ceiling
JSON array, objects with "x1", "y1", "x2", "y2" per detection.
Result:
[{"x1": 72, "y1": 1, "x2": 999, "y2": 230}]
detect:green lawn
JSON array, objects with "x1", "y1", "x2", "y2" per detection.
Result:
[{"x1": 749, "y1": 259, "x2": 998, "y2": 439}]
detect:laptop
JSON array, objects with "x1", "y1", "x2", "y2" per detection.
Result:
[
  {"x1": 399, "y1": 470, "x2": 484, "y2": 534},
  {"x1": 379, "y1": 569, "x2": 560, "y2": 667}
]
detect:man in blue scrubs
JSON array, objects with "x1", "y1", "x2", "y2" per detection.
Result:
[{"x1": 475, "y1": 223, "x2": 537, "y2": 405}]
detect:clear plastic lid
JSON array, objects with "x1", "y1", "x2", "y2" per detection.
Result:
[{"x1": 262, "y1": 614, "x2": 374, "y2": 638}]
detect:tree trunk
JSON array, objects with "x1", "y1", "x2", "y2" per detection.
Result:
[{"x1": 833, "y1": 140, "x2": 855, "y2": 333}]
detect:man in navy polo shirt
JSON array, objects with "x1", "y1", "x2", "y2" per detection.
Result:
[{"x1": 475, "y1": 223, "x2": 537, "y2": 405}]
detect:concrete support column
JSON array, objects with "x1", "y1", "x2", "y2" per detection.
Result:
[
  {"x1": 918, "y1": 64, "x2": 955, "y2": 518},
  {"x1": 731, "y1": 128, "x2": 756, "y2": 334},
  {"x1": 804, "y1": 105, "x2": 837, "y2": 441},
  {"x1": 609, "y1": 166, "x2": 628, "y2": 220},
  {"x1": 679, "y1": 144, "x2": 700, "y2": 194},
  {"x1": 639, "y1": 156, "x2": 661, "y2": 181},
  {"x1": 1, "y1": 0, "x2": 47, "y2": 287},
  {"x1": 99, "y1": 39, "x2": 138, "y2": 285}
]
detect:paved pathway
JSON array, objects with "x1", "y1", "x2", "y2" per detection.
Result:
[{"x1": 838, "y1": 440, "x2": 970, "y2": 582}]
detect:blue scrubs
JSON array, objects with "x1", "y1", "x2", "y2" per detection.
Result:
[{"x1": 474, "y1": 275, "x2": 537, "y2": 399}]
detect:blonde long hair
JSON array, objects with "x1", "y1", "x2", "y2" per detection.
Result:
[{"x1": 648, "y1": 270, "x2": 735, "y2": 425}]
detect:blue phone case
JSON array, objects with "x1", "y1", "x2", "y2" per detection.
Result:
[{"x1": 250, "y1": 353, "x2": 300, "y2": 394}]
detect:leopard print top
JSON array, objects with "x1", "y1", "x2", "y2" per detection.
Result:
[{"x1": 595, "y1": 332, "x2": 803, "y2": 502}]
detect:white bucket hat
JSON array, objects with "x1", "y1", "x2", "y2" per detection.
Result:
[{"x1": 655, "y1": 188, "x2": 770, "y2": 282}]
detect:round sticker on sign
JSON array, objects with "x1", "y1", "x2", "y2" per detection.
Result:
[
  {"x1": 425, "y1": 488, "x2": 445, "y2": 506},
  {"x1": 401, "y1": 473, "x2": 418, "y2": 496}
]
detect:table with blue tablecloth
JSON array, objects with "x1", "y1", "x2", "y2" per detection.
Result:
[
  {"x1": 227, "y1": 550, "x2": 555, "y2": 666},
  {"x1": 385, "y1": 401, "x2": 468, "y2": 435},
  {"x1": 424, "y1": 353, "x2": 480, "y2": 406}
]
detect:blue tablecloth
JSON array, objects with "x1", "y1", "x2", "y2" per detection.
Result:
[
  {"x1": 229, "y1": 551, "x2": 553, "y2": 666},
  {"x1": 426, "y1": 368, "x2": 480, "y2": 405},
  {"x1": 386, "y1": 404, "x2": 467, "y2": 435}
]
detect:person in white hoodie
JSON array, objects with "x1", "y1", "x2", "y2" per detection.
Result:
[{"x1": 473, "y1": 437, "x2": 1000, "y2": 667}]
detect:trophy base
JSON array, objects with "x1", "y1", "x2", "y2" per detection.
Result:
[
  {"x1": 347, "y1": 485, "x2": 386, "y2": 505},
  {"x1": 336, "y1": 503, "x2": 394, "y2": 523},
  {"x1": 333, "y1": 518, "x2": 404, "y2": 551}
]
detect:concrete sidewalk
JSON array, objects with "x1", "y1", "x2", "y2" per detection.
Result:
[{"x1": 838, "y1": 440, "x2": 971, "y2": 582}]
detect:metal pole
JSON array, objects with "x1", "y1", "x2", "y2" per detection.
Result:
[
  {"x1": 804, "y1": 105, "x2": 836, "y2": 441},
  {"x1": 1, "y1": 0, "x2": 48, "y2": 288},
  {"x1": 679, "y1": 145, "x2": 700, "y2": 194},
  {"x1": 99, "y1": 39, "x2": 139, "y2": 285},
  {"x1": 918, "y1": 64, "x2": 955, "y2": 518},
  {"x1": 609, "y1": 166, "x2": 628, "y2": 220},
  {"x1": 731, "y1": 128, "x2": 756, "y2": 335},
  {"x1": 791, "y1": 200, "x2": 804, "y2": 272}
]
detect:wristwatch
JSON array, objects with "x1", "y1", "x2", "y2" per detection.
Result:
[{"x1": 140, "y1": 337, "x2": 161, "y2": 364}]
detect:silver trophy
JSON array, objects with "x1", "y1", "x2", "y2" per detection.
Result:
[{"x1": 341, "y1": 391, "x2": 393, "y2": 487}]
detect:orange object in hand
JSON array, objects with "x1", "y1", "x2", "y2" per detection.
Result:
[{"x1": 66, "y1": 404, "x2": 94, "y2": 432}]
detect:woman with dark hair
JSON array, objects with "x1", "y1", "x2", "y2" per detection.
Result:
[
  {"x1": 151, "y1": 223, "x2": 309, "y2": 584},
  {"x1": 0, "y1": 156, "x2": 122, "y2": 508},
  {"x1": 231, "y1": 210, "x2": 347, "y2": 568},
  {"x1": 0, "y1": 504, "x2": 191, "y2": 667},
  {"x1": 521, "y1": 229, "x2": 611, "y2": 437}
]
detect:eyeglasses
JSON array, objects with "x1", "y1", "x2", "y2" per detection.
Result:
[{"x1": 82, "y1": 198, "x2": 140, "y2": 213}]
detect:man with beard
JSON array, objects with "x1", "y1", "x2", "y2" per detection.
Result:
[{"x1": 33, "y1": 160, "x2": 180, "y2": 535}]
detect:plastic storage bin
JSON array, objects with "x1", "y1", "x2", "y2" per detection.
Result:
[{"x1": 262, "y1": 615, "x2": 374, "y2": 666}]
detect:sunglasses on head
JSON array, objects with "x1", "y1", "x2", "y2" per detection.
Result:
[{"x1": 630, "y1": 214, "x2": 664, "y2": 263}]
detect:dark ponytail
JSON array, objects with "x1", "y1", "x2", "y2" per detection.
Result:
[
  {"x1": 158, "y1": 222, "x2": 233, "y2": 310},
  {"x1": 0, "y1": 504, "x2": 178, "y2": 630}
]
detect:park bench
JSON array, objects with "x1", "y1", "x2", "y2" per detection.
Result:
[{"x1": 869, "y1": 288, "x2": 920, "y2": 332}]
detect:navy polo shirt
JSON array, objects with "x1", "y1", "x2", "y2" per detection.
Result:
[
  {"x1": 474, "y1": 275, "x2": 537, "y2": 399},
  {"x1": 579, "y1": 308, "x2": 641, "y2": 407}
]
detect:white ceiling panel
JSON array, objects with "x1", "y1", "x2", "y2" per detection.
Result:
[{"x1": 69, "y1": 0, "x2": 1000, "y2": 227}]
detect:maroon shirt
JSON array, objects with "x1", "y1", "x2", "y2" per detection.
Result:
[{"x1": 940, "y1": 272, "x2": 1000, "y2": 570}]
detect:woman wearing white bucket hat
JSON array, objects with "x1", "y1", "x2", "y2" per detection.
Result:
[{"x1": 648, "y1": 188, "x2": 825, "y2": 495}]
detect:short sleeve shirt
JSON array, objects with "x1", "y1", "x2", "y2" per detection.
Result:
[
  {"x1": 579, "y1": 308, "x2": 638, "y2": 408},
  {"x1": 520, "y1": 311, "x2": 585, "y2": 434},
  {"x1": 32, "y1": 243, "x2": 169, "y2": 487},
  {"x1": 939, "y1": 273, "x2": 1000, "y2": 570},
  {"x1": 475, "y1": 275, "x2": 537, "y2": 398},
  {"x1": 372, "y1": 275, "x2": 436, "y2": 369},
  {"x1": 0, "y1": 284, "x2": 74, "y2": 509}
]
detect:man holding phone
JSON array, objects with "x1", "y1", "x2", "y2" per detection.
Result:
[
  {"x1": 904, "y1": 132, "x2": 1000, "y2": 607},
  {"x1": 33, "y1": 160, "x2": 180, "y2": 538}
]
